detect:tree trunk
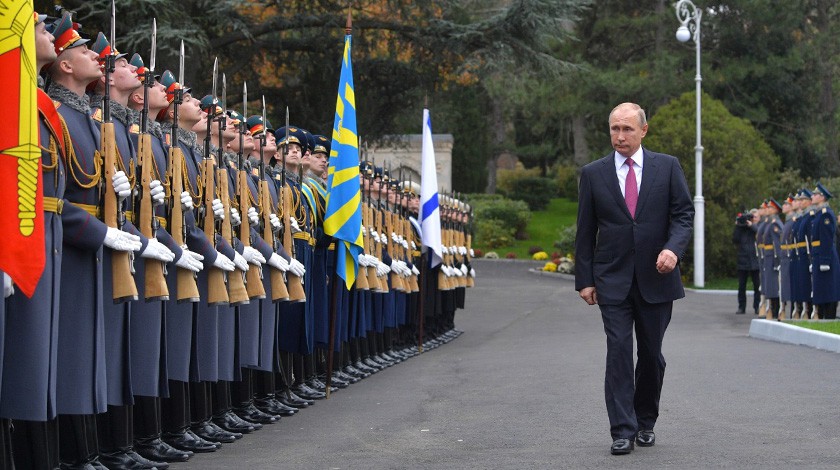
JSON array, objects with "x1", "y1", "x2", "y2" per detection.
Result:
[
  {"x1": 485, "y1": 99, "x2": 506, "y2": 194},
  {"x1": 815, "y1": 0, "x2": 839, "y2": 171},
  {"x1": 572, "y1": 114, "x2": 589, "y2": 165}
]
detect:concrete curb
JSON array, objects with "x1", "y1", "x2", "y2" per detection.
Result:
[
  {"x1": 527, "y1": 268, "x2": 574, "y2": 281},
  {"x1": 749, "y1": 319, "x2": 840, "y2": 354}
]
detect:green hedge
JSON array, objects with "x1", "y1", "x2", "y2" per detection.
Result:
[{"x1": 506, "y1": 177, "x2": 557, "y2": 211}]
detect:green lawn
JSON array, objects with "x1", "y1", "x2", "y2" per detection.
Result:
[
  {"x1": 787, "y1": 320, "x2": 840, "y2": 335},
  {"x1": 477, "y1": 198, "x2": 577, "y2": 259},
  {"x1": 692, "y1": 277, "x2": 738, "y2": 290}
]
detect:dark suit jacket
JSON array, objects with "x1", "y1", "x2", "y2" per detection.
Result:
[{"x1": 574, "y1": 148, "x2": 694, "y2": 305}]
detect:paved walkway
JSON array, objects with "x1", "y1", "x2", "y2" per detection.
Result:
[{"x1": 179, "y1": 259, "x2": 840, "y2": 469}]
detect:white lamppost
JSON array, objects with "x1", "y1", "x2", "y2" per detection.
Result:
[{"x1": 675, "y1": 0, "x2": 704, "y2": 288}]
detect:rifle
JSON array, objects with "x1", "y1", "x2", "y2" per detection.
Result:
[
  {"x1": 258, "y1": 96, "x2": 289, "y2": 301},
  {"x1": 136, "y1": 19, "x2": 169, "y2": 300},
  {"x1": 167, "y1": 40, "x2": 199, "y2": 302},
  {"x1": 202, "y1": 59, "x2": 229, "y2": 305},
  {"x1": 217, "y1": 74, "x2": 249, "y2": 305},
  {"x1": 352, "y1": 139, "x2": 370, "y2": 291},
  {"x1": 386, "y1": 163, "x2": 405, "y2": 292},
  {"x1": 237, "y1": 83, "x2": 265, "y2": 299},
  {"x1": 375, "y1": 166, "x2": 389, "y2": 293},
  {"x1": 102, "y1": 0, "x2": 138, "y2": 302},
  {"x1": 281, "y1": 107, "x2": 306, "y2": 302}
]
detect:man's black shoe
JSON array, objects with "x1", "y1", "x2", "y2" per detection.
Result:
[
  {"x1": 636, "y1": 430, "x2": 655, "y2": 447},
  {"x1": 162, "y1": 430, "x2": 218, "y2": 453},
  {"x1": 610, "y1": 438, "x2": 634, "y2": 455},
  {"x1": 97, "y1": 451, "x2": 154, "y2": 469},
  {"x1": 736, "y1": 309, "x2": 745, "y2": 314},
  {"x1": 234, "y1": 404, "x2": 280, "y2": 424},
  {"x1": 134, "y1": 438, "x2": 192, "y2": 462},
  {"x1": 213, "y1": 411, "x2": 256, "y2": 434},
  {"x1": 255, "y1": 397, "x2": 297, "y2": 416},
  {"x1": 191, "y1": 420, "x2": 236, "y2": 443},
  {"x1": 125, "y1": 450, "x2": 169, "y2": 469}
]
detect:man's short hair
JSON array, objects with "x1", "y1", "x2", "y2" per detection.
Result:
[{"x1": 609, "y1": 103, "x2": 647, "y2": 127}]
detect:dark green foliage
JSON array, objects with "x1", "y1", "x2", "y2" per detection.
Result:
[
  {"x1": 471, "y1": 195, "x2": 531, "y2": 247},
  {"x1": 554, "y1": 224, "x2": 576, "y2": 256},
  {"x1": 505, "y1": 177, "x2": 557, "y2": 211}
]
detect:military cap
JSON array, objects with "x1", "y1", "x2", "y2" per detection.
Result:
[
  {"x1": 34, "y1": 12, "x2": 48, "y2": 25},
  {"x1": 246, "y1": 115, "x2": 273, "y2": 136},
  {"x1": 90, "y1": 32, "x2": 126, "y2": 62},
  {"x1": 389, "y1": 178, "x2": 401, "y2": 189},
  {"x1": 129, "y1": 53, "x2": 159, "y2": 84},
  {"x1": 226, "y1": 109, "x2": 243, "y2": 126},
  {"x1": 48, "y1": 12, "x2": 88, "y2": 56},
  {"x1": 784, "y1": 194, "x2": 794, "y2": 204},
  {"x1": 797, "y1": 188, "x2": 813, "y2": 200},
  {"x1": 767, "y1": 198, "x2": 782, "y2": 212},
  {"x1": 200, "y1": 94, "x2": 223, "y2": 117},
  {"x1": 402, "y1": 181, "x2": 420, "y2": 197},
  {"x1": 274, "y1": 126, "x2": 305, "y2": 148},
  {"x1": 299, "y1": 128, "x2": 314, "y2": 154},
  {"x1": 373, "y1": 166, "x2": 384, "y2": 179},
  {"x1": 381, "y1": 169, "x2": 391, "y2": 183},
  {"x1": 312, "y1": 135, "x2": 330, "y2": 155},
  {"x1": 814, "y1": 182, "x2": 833, "y2": 199},
  {"x1": 360, "y1": 161, "x2": 374, "y2": 175}
]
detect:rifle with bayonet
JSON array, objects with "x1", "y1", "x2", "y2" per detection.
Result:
[
  {"x1": 258, "y1": 96, "x2": 289, "y2": 301},
  {"x1": 281, "y1": 108, "x2": 306, "y2": 302},
  {"x1": 202, "y1": 59, "x2": 229, "y2": 305},
  {"x1": 237, "y1": 82, "x2": 266, "y2": 300},
  {"x1": 102, "y1": 0, "x2": 138, "y2": 302},
  {"x1": 386, "y1": 163, "x2": 405, "y2": 292},
  {"x1": 375, "y1": 165, "x2": 390, "y2": 293},
  {"x1": 216, "y1": 74, "x2": 249, "y2": 305},
  {"x1": 167, "y1": 40, "x2": 200, "y2": 302},
  {"x1": 136, "y1": 19, "x2": 169, "y2": 300}
]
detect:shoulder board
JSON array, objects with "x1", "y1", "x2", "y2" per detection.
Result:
[
  {"x1": 164, "y1": 134, "x2": 171, "y2": 146},
  {"x1": 129, "y1": 124, "x2": 140, "y2": 134},
  {"x1": 52, "y1": 100, "x2": 61, "y2": 109},
  {"x1": 810, "y1": 210, "x2": 815, "y2": 216},
  {"x1": 251, "y1": 167, "x2": 260, "y2": 177},
  {"x1": 823, "y1": 207, "x2": 828, "y2": 214},
  {"x1": 91, "y1": 108, "x2": 103, "y2": 122}
]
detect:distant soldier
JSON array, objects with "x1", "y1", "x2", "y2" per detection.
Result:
[
  {"x1": 809, "y1": 183, "x2": 840, "y2": 319},
  {"x1": 779, "y1": 195, "x2": 795, "y2": 318},
  {"x1": 761, "y1": 199, "x2": 783, "y2": 319},
  {"x1": 792, "y1": 189, "x2": 814, "y2": 318}
]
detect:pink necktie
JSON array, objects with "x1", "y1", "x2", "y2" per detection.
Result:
[{"x1": 625, "y1": 158, "x2": 638, "y2": 218}]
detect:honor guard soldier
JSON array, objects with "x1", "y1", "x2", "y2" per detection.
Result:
[
  {"x1": 762, "y1": 198, "x2": 783, "y2": 319},
  {"x1": 809, "y1": 183, "x2": 840, "y2": 319},
  {"x1": 779, "y1": 195, "x2": 795, "y2": 318},
  {"x1": 791, "y1": 189, "x2": 813, "y2": 318}
]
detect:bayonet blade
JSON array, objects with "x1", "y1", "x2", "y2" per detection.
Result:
[
  {"x1": 221, "y1": 73, "x2": 227, "y2": 113},
  {"x1": 110, "y1": 0, "x2": 116, "y2": 52},
  {"x1": 261, "y1": 95, "x2": 266, "y2": 129},
  {"x1": 178, "y1": 41, "x2": 185, "y2": 85},
  {"x1": 211, "y1": 57, "x2": 218, "y2": 105},
  {"x1": 150, "y1": 19, "x2": 157, "y2": 72},
  {"x1": 243, "y1": 82, "x2": 247, "y2": 119}
]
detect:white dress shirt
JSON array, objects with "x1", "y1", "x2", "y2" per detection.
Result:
[{"x1": 614, "y1": 147, "x2": 644, "y2": 197}]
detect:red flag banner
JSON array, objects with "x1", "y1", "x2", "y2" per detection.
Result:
[{"x1": 0, "y1": 0, "x2": 45, "y2": 298}]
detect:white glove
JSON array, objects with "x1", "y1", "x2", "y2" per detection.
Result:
[
  {"x1": 411, "y1": 265, "x2": 419, "y2": 276},
  {"x1": 175, "y1": 249, "x2": 204, "y2": 272},
  {"x1": 212, "y1": 252, "x2": 236, "y2": 271},
  {"x1": 233, "y1": 252, "x2": 250, "y2": 271},
  {"x1": 268, "y1": 253, "x2": 289, "y2": 272},
  {"x1": 390, "y1": 260, "x2": 402, "y2": 275},
  {"x1": 460, "y1": 263, "x2": 468, "y2": 275},
  {"x1": 361, "y1": 225, "x2": 367, "y2": 236},
  {"x1": 242, "y1": 246, "x2": 266, "y2": 265},
  {"x1": 441, "y1": 246, "x2": 449, "y2": 255},
  {"x1": 150, "y1": 180, "x2": 165, "y2": 206},
  {"x1": 112, "y1": 170, "x2": 131, "y2": 200},
  {"x1": 371, "y1": 230, "x2": 379, "y2": 241},
  {"x1": 376, "y1": 260, "x2": 390, "y2": 277},
  {"x1": 380, "y1": 233, "x2": 388, "y2": 245},
  {"x1": 401, "y1": 240, "x2": 409, "y2": 250},
  {"x1": 450, "y1": 246, "x2": 457, "y2": 254},
  {"x1": 469, "y1": 248, "x2": 474, "y2": 257},
  {"x1": 140, "y1": 238, "x2": 176, "y2": 262},
  {"x1": 820, "y1": 265, "x2": 830, "y2": 272},
  {"x1": 103, "y1": 227, "x2": 143, "y2": 252},
  {"x1": 364, "y1": 254, "x2": 380, "y2": 267},
  {"x1": 247, "y1": 207, "x2": 259, "y2": 226},
  {"x1": 442, "y1": 265, "x2": 452, "y2": 276},
  {"x1": 470, "y1": 268, "x2": 476, "y2": 278},
  {"x1": 289, "y1": 258, "x2": 306, "y2": 277},
  {"x1": 269, "y1": 213, "x2": 281, "y2": 230},
  {"x1": 459, "y1": 246, "x2": 467, "y2": 256},
  {"x1": 809, "y1": 264, "x2": 813, "y2": 273},
  {"x1": 3, "y1": 273, "x2": 13, "y2": 298},
  {"x1": 180, "y1": 191, "x2": 194, "y2": 211},
  {"x1": 391, "y1": 233, "x2": 399, "y2": 243},
  {"x1": 230, "y1": 207, "x2": 242, "y2": 227},
  {"x1": 357, "y1": 253, "x2": 370, "y2": 267},
  {"x1": 411, "y1": 241, "x2": 417, "y2": 250},
  {"x1": 289, "y1": 217, "x2": 301, "y2": 234},
  {"x1": 212, "y1": 198, "x2": 224, "y2": 220}
]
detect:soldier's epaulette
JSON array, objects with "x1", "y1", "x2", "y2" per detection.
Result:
[
  {"x1": 129, "y1": 124, "x2": 140, "y2": 134},
  {"x1": 823, "y1": 207, "x2": 828, "y2": 214},
  {"x1": 164, "y1": 134, "x2": 171, "y2": 146},
  {"x1": 91, "y1": 108, "x2": 103, "y2": 122},
  {"x1": 251, "y1": 167, "x2": 260, "y2": 177},
  {"x1": 52, "y1": 100, "x2": 61, "y2": 109},
  {"x1": 810, "y1": 210, "x2": 815, "y2": 216}
]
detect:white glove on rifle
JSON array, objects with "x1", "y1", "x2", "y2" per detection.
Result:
[
  {"x1": 364, "y1": 254, "x2": 380, "y2": 267},
  {"x1": 103, "y1": 227, "x2": 142, "y2": 252},
  {"x1": 820, "y1": 265, "x2": 830, "y2": 272},
  {"x1": 390, "y1": 260, "x2": 402, "y2": 275},
  {"x1": 268, "y1": 253, "x2": 289, "y2": 272},
  {"x1": 140, "y1": 238, "x2": 176, "y2": 262},
  {"x1": 175, "y1": 249, "x2": 204, "y2": 272},
  {"x1": 247, "y1": 207, "x2": 259, "y2": 226},
  {"x1": 391, "y1": 233, "x2": 399, "y2": 243},
  {"x1": 150, "y1": 180, "x2": 165, "y2": 206},
  {"x1": 401, "y1": 240, "x2": 409, "y2": 250},
  {"x1": 180, "y1": 191, "x2": 194, "y2": 211},
  {"x1": 3, "y1": 273, "x2": 13, "y2": 298},
  {"x1": 361, "y1": 225, "x2": 367, "y2": 236},
  {"x1": 441, "y1": 265, "x2": 451, "y2": 277},
  {"x1": 212, "y1": 252, "x2": 236, "y2": 271},
  {"x1": 289, "y1": 258, "x2": 306, "y2": 277},
  {"x1": 230, "y1": 207, "x2": 242, "y2": 227},
  {"x1": 212, "y1": 198, "x2": 224, "y2": 220},
  {"x1": 411, "y1": 241, "x2": 417, "y2": 250},
  {"x1": 112, "y1": 170, "x2": 131, "y2": 200},
  {"x1": 470, "y1": 268, "x2": 476, "y2": 278},
  {"x1": 469, "y1": 248, "x2": 474, "y2": 257},
  {"x1": 411, "y1": 265, "x2": 419, "y2": 276},
  {"x1": 233, "y1": 252, "x2": 250, "y2": 271},
  {"x1": 242, "y1": 246, "x2": 266, "y2": 265},
  {"x1": 376, "y1": 260, "x2": 390, "y2": 277},
  {"x1": 459, "y1": 246, "x2": 467, "y2": 256},
  {"x1": 289, "y1": 217, "x2": 301, "y2": 234},
  {"x1": 380, "y1": 233, "x2": 388, "y2": 245},
  {"x1": 357, "y1": 253, "x2": 370, "y2": 267},
  {"x1": 370, "y1": 230, "x2": 379, "y2": 241},
  {"x1": 269, "y1": 213, "x2": 281, "y2": 230},
  {"x1": 460, "y1": 263, "x2": 468, "y2": 275}
]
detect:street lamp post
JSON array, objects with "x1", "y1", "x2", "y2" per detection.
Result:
[{"x1": 675, "y1": 0, "x2": 704, "y2": 288}]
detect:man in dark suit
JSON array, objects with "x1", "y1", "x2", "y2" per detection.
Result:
[{"x1": 575, "y1": 102, "x2": 694, "y2": 455}]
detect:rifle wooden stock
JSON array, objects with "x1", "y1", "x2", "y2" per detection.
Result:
[
  {"x1": 169, "y1": 147, "x2": 200, "y2": 302},
  {"x1": 138, "y1": 133, "x2": 170, "y2": 301},
  {"x1": 238, "y1": 169, "x2": 266, "y2": 299},
  {"x1": 282, "y1": 184, "x2": 306, "y2": 302},
  {"x1": 260, "y1": 180, "x2": 289, "y2": 301},
  {"x1": 387, "y1": 210, "x2": 406, "y2": 292},
  {"x1": 465, "y1": 232, "x2": 474, "y2": 288},
  {"x1": 375, "y1": 207, "x2": 389, "y2": 293},
  {"x1": 203, "y1": 159, "x2": 229, "y2": 305},
  {"x1": 102, "y1": 122, "x2": 138, "y2": 302},
  {"x1": 403, "y1": 216, "x2": 419, "y2": 293},
  {"x1": 217, "y1": 168, "x2": 249, "y2": 305}
]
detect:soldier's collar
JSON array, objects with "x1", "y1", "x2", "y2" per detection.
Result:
[{"x1": 47, "y1": 82, "x2": 90, "y2": 115}]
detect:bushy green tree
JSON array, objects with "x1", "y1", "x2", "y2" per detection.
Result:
[{"x1": 644, "y1": 91, "x2": 780, "y2": 281}]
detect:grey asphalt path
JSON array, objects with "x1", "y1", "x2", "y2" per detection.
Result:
[{"x1": 177, "y1": 259, "x2": 840, "y2": 469}]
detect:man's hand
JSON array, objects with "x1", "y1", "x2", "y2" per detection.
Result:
[
  {"x1": 579, "y1": 286, "x2": 597, "y2": 305},
  {"x1": 656, "y1": 249, "x2": 678, "y2": 274}
]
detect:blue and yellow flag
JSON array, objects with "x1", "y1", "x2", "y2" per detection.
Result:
[{"x1": 324, "y1": 33, "x2": 363, "y2": 290}]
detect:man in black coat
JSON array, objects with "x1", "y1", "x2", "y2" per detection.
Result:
[
  {"x1": 575, "y1": 102, "x2": 694, "y2": 456},
  {"x1": 733, "y1": 210, "x2": 760, "y2": 314}
]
